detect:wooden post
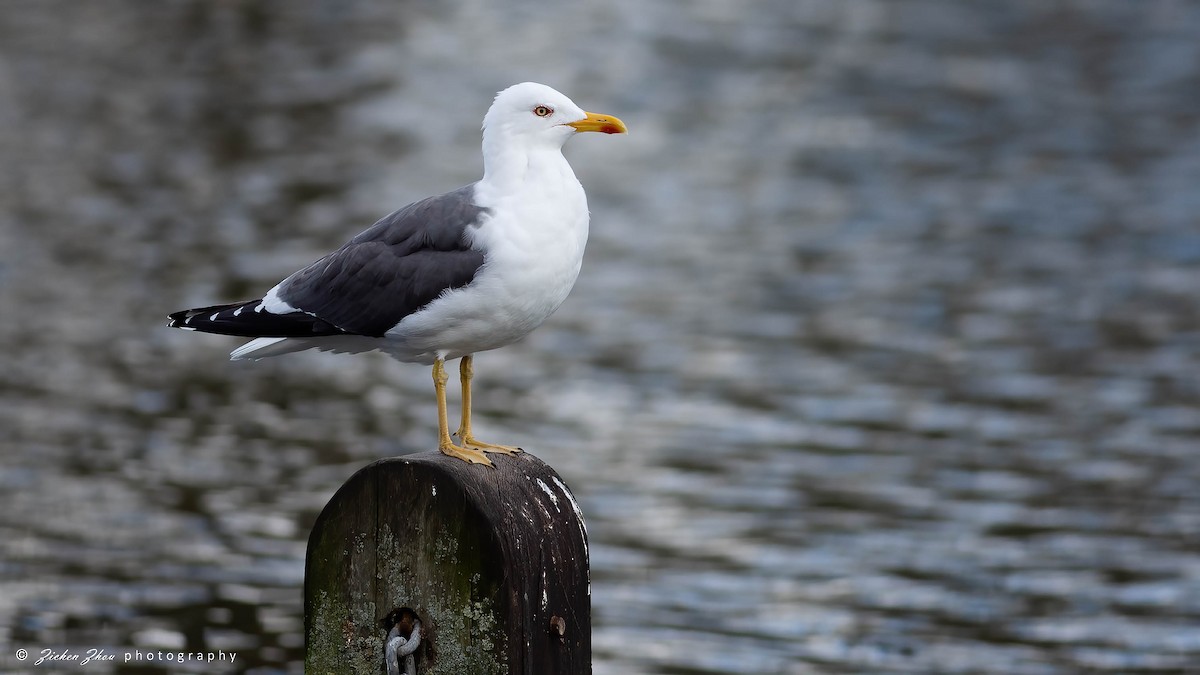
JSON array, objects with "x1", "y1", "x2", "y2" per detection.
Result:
[{"x1": 305, "y1": 451, "x2": 590, "y2": 674}]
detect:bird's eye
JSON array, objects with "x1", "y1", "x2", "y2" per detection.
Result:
[{"x1": 533, "y1": 105, "x2": 554, "y2": 117}]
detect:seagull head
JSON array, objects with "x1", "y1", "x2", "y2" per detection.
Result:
[{"x1": 482, "y1": 82, "x2": 627, "y2": 154}]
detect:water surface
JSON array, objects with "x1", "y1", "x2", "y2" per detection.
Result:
[{"x1": 2, "y1": 1, "x2": 1198, "y2": 673}]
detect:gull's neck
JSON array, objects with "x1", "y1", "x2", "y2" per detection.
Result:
[{"x1": 480, "y1": 134, "x2": 575, "y2": 194}]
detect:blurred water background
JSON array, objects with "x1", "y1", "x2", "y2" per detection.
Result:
[{"x1": 2, "y1": 1, "x2": 1200, "y2": 673}]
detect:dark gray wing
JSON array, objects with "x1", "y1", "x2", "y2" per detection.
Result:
[{"x1": 275, "y1": 184, "x2": 489, "y2": 337}]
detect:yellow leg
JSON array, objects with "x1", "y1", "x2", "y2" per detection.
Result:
[
  {"x1": 456, "y1": 355, "x2": 522, "y2": 456},
  {"x1": 433, "y1": 357, "x2": 491, "y2": 466}
]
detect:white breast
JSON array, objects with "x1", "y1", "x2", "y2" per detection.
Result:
[{"x1": 382, "y1": 156, "x2": 590, "y2": 363}]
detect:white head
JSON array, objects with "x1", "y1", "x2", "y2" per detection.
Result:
[{"x1": 481, "y1": 82, "x2": 626, "y2": 166}]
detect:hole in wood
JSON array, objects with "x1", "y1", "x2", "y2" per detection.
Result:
[
  {"x1": 382, "y1": 607, "x2": 424, "y2": 675},
  {"x1": 549, "y1": 615, "x2": 567, "y2": 643}
]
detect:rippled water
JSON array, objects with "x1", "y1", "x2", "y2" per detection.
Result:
[{"x1": 3, "y1": 1, "x2": 1199, "y2": 673}]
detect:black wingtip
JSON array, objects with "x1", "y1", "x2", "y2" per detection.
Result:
[
  {"x1": 167, "y1": 309, "x2": 191, "y2": 329},
  {"x1": 166, "y1": 300, "x2": 347, "y2": 338}
]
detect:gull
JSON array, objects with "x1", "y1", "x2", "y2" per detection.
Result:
[{"x1": 169, "y1": 82, "x2": 626, "y2": 466}]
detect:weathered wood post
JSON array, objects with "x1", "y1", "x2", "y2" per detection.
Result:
[{"x1": 305, "y1": 451, "x2": 590, "y2": 674}]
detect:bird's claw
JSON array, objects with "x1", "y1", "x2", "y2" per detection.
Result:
[
  {"x1": 438, "y1": 442, "x2": 494, "y2": 466},
  {"x1": 460, "y1": 436, "x2": 523, "y2": 456}
]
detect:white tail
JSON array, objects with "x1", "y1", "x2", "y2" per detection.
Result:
[
  {"x1": 230, "y1": 337, "x2": 310, "y2": 361},
  {"x1": 230, "y1": 335, "x2": 383, "y2": 361}
]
